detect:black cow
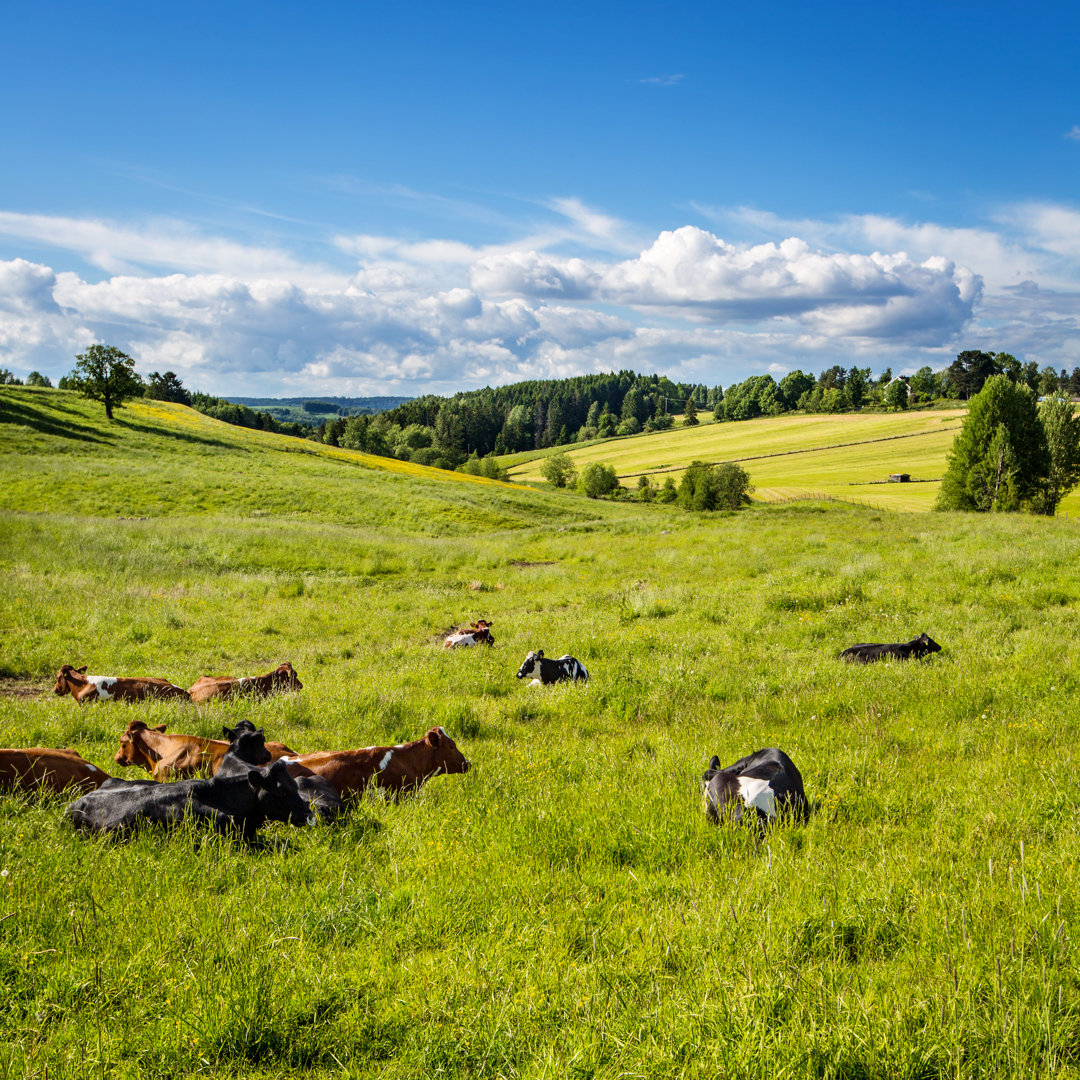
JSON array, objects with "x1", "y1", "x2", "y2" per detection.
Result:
[
  {"x1": 216, "y1": 722, "x2": 343, "y2": 821},
  {"x1": 66, "y1": 759, "x2": 313, "y2": 839},
  {"x1": 516, "y1": 650, "x2": 589, "y2": 686},
  {"x1": 702, "y1": 748, "x2": 808, "y2": 830},
  {"x1": 840, "y1": 634, "x2": 941, "y2": 664}
]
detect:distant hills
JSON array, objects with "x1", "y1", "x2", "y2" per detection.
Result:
[{"x1": 223, "y1": 395, "x2": 412, "y2": 424}]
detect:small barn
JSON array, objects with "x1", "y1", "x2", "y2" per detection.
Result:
[{"x1": 888, "y1": 473, "x2": 911, "y2": 483}]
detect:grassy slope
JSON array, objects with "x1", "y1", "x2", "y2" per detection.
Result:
[
  {"x1": 505, "y1": 409, "x2": 1080, "y2": 515},
  {"x1": 2, "y1": 389, "x2": 1080, "y2": 1077}
]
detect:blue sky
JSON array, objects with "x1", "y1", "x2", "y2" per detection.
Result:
[{"x1": 2, "y1": 0, "x2": 1078, "y2": 396}]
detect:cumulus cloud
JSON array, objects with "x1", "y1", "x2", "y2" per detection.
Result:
[{"x1": 8, "y1": 196, "x2": 1080, "y2": 394}]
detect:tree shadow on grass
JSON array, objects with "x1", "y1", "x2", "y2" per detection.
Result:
[
  {"x1": 0, "y1": 397, "x2": 112, "y2": 443},
  {"x1": 112, "y1": 416, "x2": 239, "y2": 450}
]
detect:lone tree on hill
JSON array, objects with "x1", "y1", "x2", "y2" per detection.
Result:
[
  {"x1": 936, "y1": 375, "x2": 1049, "y2": 512},
  {"x1": 68, "y1": 344, "x2": 143, "y2": 419},
  {"x1": 683, "y1": 396, "x2": 699, "y2": 425}
]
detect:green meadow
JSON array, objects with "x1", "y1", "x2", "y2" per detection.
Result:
[
  {"x1": 2, "y1": 386, "x2": 1080, "y2": 1078},
  {"x1": 504, "y1": 408, "x2": 1080, "y2": 516}
]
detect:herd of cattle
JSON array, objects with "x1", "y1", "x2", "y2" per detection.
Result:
[{"x1": 1, "y1": 629, "x2": 941, "y2": 840}]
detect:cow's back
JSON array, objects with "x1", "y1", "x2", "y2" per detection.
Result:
[{"x1": 0, "y1": 748, "x2": 110, "y2": 795}]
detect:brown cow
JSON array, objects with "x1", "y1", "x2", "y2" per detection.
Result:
[
  {"x1": 113, "y1": 720, "x2": 296, "y2": 781},
  {"x1": 0, "y1": 748, "x2": 111, "y2": 795},
  {"x1": 54, "y1": 665, "x2": 191, "y2": 704},
  {"x1": 443, "y1": 621, "x2": 494, "y2": 648},
  {"x1": 188, "y1": 662, "x2": 303, "y2": 704},
  {"x1": 285, "y1": 726, "x2": 470, "y2": 799}
]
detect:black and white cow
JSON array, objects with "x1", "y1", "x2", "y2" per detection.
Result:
[
  {"x1": 840, "y1": 634, "x2": 941, "y2": 664},
  {"x1": 702, "y1": 748, "x2": 808, "y2": 830},
  {"x1": 216, "y1": 721, "x2": 343, "y2": 821},
  {"x1": 66, "y1": 759, "x2": 314, "y2": 839},
  {"x1": 516, "y1": 650, "x2": 589, "y2": 686}
]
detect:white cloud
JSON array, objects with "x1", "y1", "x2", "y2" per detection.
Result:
[
  {"x1": 1065, "y1": 125, "x2": 1080, "y2": 141},
  {"x1": 6, "y1": 195, "x2": 1080, "y2": 394}
]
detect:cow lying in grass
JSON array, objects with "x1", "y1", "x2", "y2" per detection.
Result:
[
  {"x1": 516, "y1": 650, "x2": 589, "y2": 686},
  {"x1": 66, "y1": 760, "x2": 314, "y2": 839},
  {"x1": 840, "y1": 634, "x2": 942, "y2": 664},
  {"x1": 0, "y1": 748, "x2": 110, "y2": 795},
  {"x1": 216, "y1": 721, "x2": 342, "y2": 820},
  {"x1": 284, "y1": 727, "x2": 470, "y2": 800},
  {"x1": 53, "y1": 665, "x2": 190, "y2": 704},
  {"x1": 444, "y1": 621, "x2": 495, "y2": 648},
  {"x1": 113, "y1": 719, "x2": 296, "y2": 781},
  {"x1": 188, "y1": 662, "x2": 303, "y2": 704},
  {"x1": 702, "y1": 748, "x2": 808, "y2": 831}
]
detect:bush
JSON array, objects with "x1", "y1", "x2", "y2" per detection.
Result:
[
  {"x1": 541, "y1": 452, "x2": 577, "y2": 489},
  {"x1": 577, "y1": 462, "x2": 619, "y2": 499},
  {"x1": 676, "y1": 461, "x2": 753, "y2": 511}
]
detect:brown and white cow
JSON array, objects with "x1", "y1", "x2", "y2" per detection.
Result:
[
  {"x1": 53, "y1": 665, "x2": 191, "y2": 704},
  {"x1": 188, "y1": 662, "x2": 304, "y2": 704},
  {"x1": 0, "y1": 748, "x2": 111, "y2": 795},
  {"x1": 284, "y1": 726, "x2": 470, "y2": 799},
  {"x1": 443, "y1": 620, "x2": 494, "y2": 649},
  {"x1": 113, "y1": 720, "x2": 296, "y2": 781}
]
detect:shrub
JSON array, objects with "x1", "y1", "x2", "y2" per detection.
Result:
[
  {"x1": 676, "y1": 461, "x2": 753, "y2": 511},
  {"x1": 577, "y1": 462, "x2": 619, "y2": 498}
]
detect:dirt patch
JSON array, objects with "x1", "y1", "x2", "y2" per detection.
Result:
[
  {"x1": 0, "y1": 681, "x2": 48, "y2": 700},
  {"x1": 508, "y1": 560, "x2": 557, "y2": 568}
]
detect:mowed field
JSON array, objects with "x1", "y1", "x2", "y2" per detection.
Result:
[
  {"x1": 3, "y1": 387, "x2": 1080, "y2": 1078},
  {"x1": 505, "y1": 409, "x2": 1080, "y2": 515}
]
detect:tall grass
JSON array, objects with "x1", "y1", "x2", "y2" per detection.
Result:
[{"x1": 2, "y1": 389, "x2": 1080, "y2": 1076}]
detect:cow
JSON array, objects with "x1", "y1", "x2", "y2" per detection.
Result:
[
  {"x1": 214, "y1": 721, "x2": 342, "y2": 820},
  {"x1": 702, "y1": 748, "x2": 808, "y2": 831},
  {"x1": 188, "y1": 662, "x2": 303, "y2": 704},
  {"x1": 0, "y1": 748, "x2": 111, "y2": 796},
  {"x1": 840, "y1": 634, "x2": 942, "y2": 664},
  {"x1": 284, "y1": 727, "x2": 470, "y2": 800},
  {"x1": 443, "y1": 620, "x2": 495, "y2": 648},
  {"x1": 113, "y1": 720, "x2": 296, "y2": 781},
  {"x1": 53, "y1": 665, "x2": 191, "y2": 704},
  {"x1": 516, "y1": 650, "x2": 589, "y2": 686},
  {"x1": 66, "y1": 760, "x2": 314, "y2": 839}
]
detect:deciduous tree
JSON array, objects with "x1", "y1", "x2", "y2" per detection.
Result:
[
  {"x1": 68, "y1": 344, "x2": 143, "y2": 419},
  {"x1": 1033, "y1": 395, "x2": 1080, "y2": 515},
  {"x1": 936, "y1": 375, "x2": 1049, "y2": 512}
]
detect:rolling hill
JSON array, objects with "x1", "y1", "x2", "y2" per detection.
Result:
[{"x1": 504, "y1": 408, "x2": 1080, "y2": 515}]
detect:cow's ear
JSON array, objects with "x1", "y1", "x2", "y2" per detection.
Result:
[
  {"x1": 247, "y1": 769, "x2": 266, "y2": 790},
  {"x1": 77, "y1": 666, "x2": 88, "y2": 674},
  {"x1": 154, "y1": 724, "x2": 168, "y2": 733},
  {"x1": 426, "y1": 728, "x2": 441, "y2": 747},
  {"x1": 709, "y1": 755, "x2": 721, "y2": 770},
  {"x1": 536, "y1": 650, "x2": 544, "y2": 659},
  {"x1": 222, "y1": 726, "x2": 235, "y2": 740}
]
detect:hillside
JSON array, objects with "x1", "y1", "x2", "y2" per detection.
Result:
[
  {"x1": 3, "y1": 386, "x2": 1080, "y2": 1076},
  {"x1": 0, "y1": 387, "x2": 613, "y2": 536},
  {"x1": 505, "y1": 408, "x2": 1080, "y2": 515}
]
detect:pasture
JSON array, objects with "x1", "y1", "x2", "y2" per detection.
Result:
[
  {"x1": 504, "y1": 408, "x2": 1080, "y2": 516},
  {"x1": 3, "y1": 387, "x2": 1080, "y2": 1078}
]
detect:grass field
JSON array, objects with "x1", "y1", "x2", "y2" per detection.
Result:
[
  {"x1": 3, "y1": 387, "x2": 1080, "y2": 1078},
  {"x1": 504, "y1": 410, "x2": 1080, "y2": 516}
]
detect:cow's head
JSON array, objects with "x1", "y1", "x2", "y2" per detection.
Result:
[
  {"x1": 916, "y1": 634, "x2": 942, "y2": 654},
  {"x1": 425, "y1": 727, "x2": 470, "y2": 775},
  {"x1": 222, "y1": 720, "x2": 259, "y2": 741},
  {"x1": 53, "y1": 664, "x2": 88, "y2": 695},
  {"x1": 702, "y1": 768, "x2": 776, "y2": 830},
  {"x1": 114, "y1": 720, "x2": 168, "y2": 767},
  {"x1": 248, "y1": 760, "x2": 312, "y2": 825},
  {"x1": 272, "y1": 663, "x2": 303, "y2": 692},
  {"x1": 226, "y1": 727, "x2": 272, "y2": 767},
  {"x1": 516, "y1": 650, "x2": 543, "y2": 678}
]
